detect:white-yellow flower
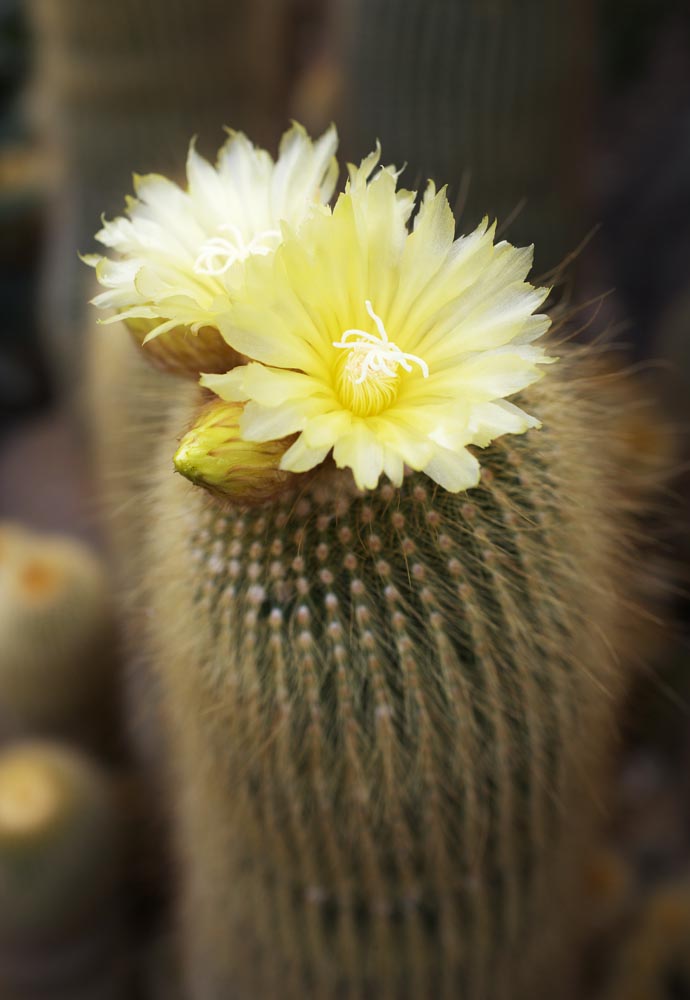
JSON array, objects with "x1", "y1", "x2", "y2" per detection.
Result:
[
  {"x1": 83, "y1": 122, "x2": 339, "y2": 344},
  {"x1": 201, "y1": 148, "x2": 554, "y2": 493}
]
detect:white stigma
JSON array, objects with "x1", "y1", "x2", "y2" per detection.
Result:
[
  {"x1": 193, "y1": 223, "x2": 281, "y2": 276},
  {"x1": 332, "y1": 300, "x2": 429, "y2": 385}
]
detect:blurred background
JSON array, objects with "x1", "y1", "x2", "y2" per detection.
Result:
[{"x1": 0, "y1": 0, "x2": 689, "y2": 996}]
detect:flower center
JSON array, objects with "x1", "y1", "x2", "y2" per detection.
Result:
[
  {"x1": 193, "y1": 223, "x2": 281, "y2": 276},
  {"x1": 332, "y1": 300, "x2": 429, "y2": 417}
]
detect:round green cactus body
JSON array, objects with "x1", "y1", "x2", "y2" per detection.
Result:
[
  {"x1": 0, "y1": 525, "x2": 114, "y2": 742},
  {"x1": 0, "y1": 742, "x2": 127, "y2": 999}
]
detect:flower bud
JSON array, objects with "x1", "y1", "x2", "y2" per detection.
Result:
[
  {"x1": 126, "y1": 319, "x2": 242, "y2": 379},
  {"x1": 174, "y1": 400, "x2": 298, "y2": 505}
]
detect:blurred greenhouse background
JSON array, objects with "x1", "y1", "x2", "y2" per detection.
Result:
[{"x1": 0, "y1": 0, "x2": 689, "y2": 996}]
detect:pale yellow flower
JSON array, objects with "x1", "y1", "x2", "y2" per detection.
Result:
[
  {"x1": 83, "y1": 122, "x2": 339, "y2": 344},
  {"x1": 201, "y1": 149, "x2": 554, "y2": 493}
]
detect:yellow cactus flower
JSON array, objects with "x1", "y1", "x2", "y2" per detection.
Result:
[
  {"x1": 83, "y1": 122, "x2": 339, "y2": 374},
  {"x1": 201, "y1": 148, "x2": 555, "y2": 493}
]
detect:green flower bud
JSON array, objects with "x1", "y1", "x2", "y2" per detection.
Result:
[{"x1": 174, "y1": 400, "x2": 299, "y2": 506}]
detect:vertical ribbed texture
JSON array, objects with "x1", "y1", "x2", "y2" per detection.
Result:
[
  {"x1": 337, "y1": 0, "x2": 592, "y2": 273},
  {"x1": 94, "y1": 345, "x2": 647, "y2": 999}
]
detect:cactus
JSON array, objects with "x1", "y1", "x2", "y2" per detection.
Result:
[
  {"x1": 86, "y1": 331, "x2": 187, "y2": 773},
  {"x1": 327, "y1": 0, "x2": 593, "y2": 274},
  {"x1": 89, "y1": 309, "x2": 656, "y2": 998},
  {"x1": 0, "y1": 524, "x2": 115, "y2": 745},
  {"x1": 0, "y1": 741, "x2": 127, "y2": 998}
]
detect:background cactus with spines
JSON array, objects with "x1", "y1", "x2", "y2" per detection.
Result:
[
  {"x1": 90, "y1": 335, "x2": 649, "y2": 998},
  {"x1": 327, "y1": 0, "x2": 592, "y2": 274}
]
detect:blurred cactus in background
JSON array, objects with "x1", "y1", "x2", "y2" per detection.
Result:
[
  {"x1": 0, "y1": 741, "x2": 127, "y2": 999},
  {"x1": 0, "y1": 523, "x2": 117, "y2": 749},
  {"x1": 319, "y1": 0, "x2": 593, "y2": 274}
]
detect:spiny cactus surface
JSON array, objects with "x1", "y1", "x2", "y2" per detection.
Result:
[{"x1": 121, "y1": 349, "x2": 648, "y2": 1000}]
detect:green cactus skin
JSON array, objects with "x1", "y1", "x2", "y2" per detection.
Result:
[
  {"x1": 0, "y1": 742, "x2": 127, "y2": 999},
  {"x1": 332, "y1": 0, "x2": 593, "y2": 274},
  {"x1": 92, "y1": 343, "x2": 649, "y2": 998},
  {"x1": 0, "y1": 525, "x2": 115, "y2": 746}
]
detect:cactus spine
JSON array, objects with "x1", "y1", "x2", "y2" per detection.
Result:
[{"x1": 99, "y1": 342, "x2": 647, "y2": 999}]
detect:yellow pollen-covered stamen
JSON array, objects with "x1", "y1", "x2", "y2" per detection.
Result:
[
  {"x1": 194, "y1": 223, "x2": 281, "y2": 276},
  {"x1": 333, "y1": 300, "x2": 429, "y2": 385}
]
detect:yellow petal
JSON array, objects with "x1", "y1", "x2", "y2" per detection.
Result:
[
  {"x1": 467, "y1": 399, "x2": 540, "y2": 447},
  {"x1": 240, "y1": 397, "x2": 327, "y2": 442},
  {"x1": 332, "y1": 422, "x2": 385, "y2": 490},
  {"x1": 280, "y1": 435, "x2": 331, "y2": 473},
  {"x1": 202, "y1": 364, "x2": 330, "y2": 407},
  {"x1": 423, "y1": 446, "x2": 481, "y2": 492}
]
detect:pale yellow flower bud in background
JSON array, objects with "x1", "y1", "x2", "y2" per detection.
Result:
[{"x1": 174, "y1": 399, "x2": 298, "y2": 505}]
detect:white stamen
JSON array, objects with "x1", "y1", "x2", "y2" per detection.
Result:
[
  {"x1": 194, "y1": 223, "x2": 281, "y2": 276},
  {"x1": 333, "y1": 300, "x2": 429, "y2": 384}
]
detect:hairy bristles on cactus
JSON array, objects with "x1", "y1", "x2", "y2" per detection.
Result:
[
  {"x1": 111, "y1": 343, "x2": 653, "y2": 1000},
  {"x1": 86, "y1": 329, "x2": 187, "y2": 773}
]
